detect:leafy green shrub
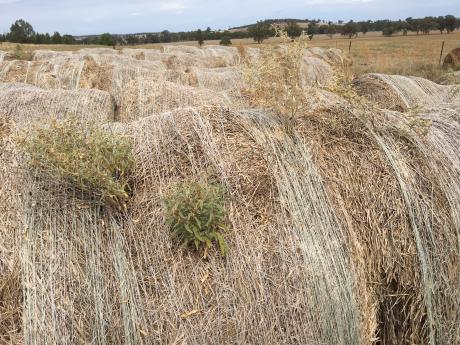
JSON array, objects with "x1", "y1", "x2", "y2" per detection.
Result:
[
  {"x1": 164, "y1": 180, "x2": 228, "y2": 257},
  {"x1": 219, "y1": 36, "x2": 232, "y2": 46},
  {"x1": 17, "y1": 117, "x2": 133, "y2": 208}
]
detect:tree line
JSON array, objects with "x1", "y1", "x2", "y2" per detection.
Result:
[
  {"x1": 1, "y1": 15, "x2": 459, "y2": 46},
  {"x1": 247, "y1": 15, "x2": 460, "y2": 43}
]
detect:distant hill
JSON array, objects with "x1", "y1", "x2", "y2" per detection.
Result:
[{"x1": 229, "y1": 19, "x2": 331, "y2": 32}]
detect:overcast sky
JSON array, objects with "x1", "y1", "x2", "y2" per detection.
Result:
[{"x1": 0, "y1": 0, "x2": 458, "y2": 35}]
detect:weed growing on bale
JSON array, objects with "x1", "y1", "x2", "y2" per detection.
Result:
[
  {"x1": 17, "y1": 117, "x2": 133, "y2": 208},
  {"x1": 12, "y1": 44, "x2": 33, "y2": 61},
  {"x1": 164, "y1": 180, "x2": 228, "y2": 257},
  {"x1": 243, "y1": 27, "x2": 308, "y2": 126}
]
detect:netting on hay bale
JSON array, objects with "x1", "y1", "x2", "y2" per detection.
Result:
[
  {"x1": 0, "y1": 112, "x2": 23, "y2": 345},
  {"x1": 189, "y1": 67, "x2": 243, "y2": 92},
  {"x1": 78, "y1": 47, "x2": 119, "y2": 55},
  {"x1": 300, "y1": 47, "x2": 353, "y2": 88},
  {"x1": 300, "y1": 52, "x2": 335, "y2": 87},
  {"x1": 1, "y1": 102, "x2": 132, "y2": 343},
  {"x1": 109, "y1": 62, "x2": 167, "y2": 106},
  {"x1": 368, "y1": 109, "x2": 460, "y2": 345},
  {"x1": 1, "y1": 43, "x2": 460, "y2": 345},
  {"x1": 118, "y1": 79, "x2": 230, "y2": 122},
  {"x1": 201, "y1": 46, "x2": 241, "y2": 66},
  {"x1": 162, "y1": 52, "x2": 230, "y2": 70},
  {"x1": 32, "y1": 50, "x2": 74, "y2": 61},
  {"x1": 122, "y1": 48, "x2": 164, "y2": 61},
  {"x1": 162, "y1": 45, "x2": 204, "y2": 55},
  {"x1": 353, "y1": 73, "x2": 459, "y2": 112},
  {"x1": 0, "y1": 83, "x2": 115, "y2": 124},
  {"x1": 0, "y1": 58, "x2": 86, "y2": 90},
  {"x1": 116, "y1": 105, "x2": 362, "y2": 344},
  {"x1": 293, "y1": 94, "x2": 460, "y2": 343},
  {"x1": 308, "y1": 47, "x2": 353, "y2": 69},
  {"x1": 162, "y1": 45, "x2": 240, "y2": 65}
]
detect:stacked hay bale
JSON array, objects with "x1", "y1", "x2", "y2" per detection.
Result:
[
  {"x1": 1, "y1": 44, "x2": 459, "y2": 345},
  {"x1": 443, "y1": 47, "x2": 460, "y2": 70}
]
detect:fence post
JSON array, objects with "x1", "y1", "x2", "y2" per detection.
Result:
[
  {"x1": 439, "y1": 41, "x2": 445, "y2": 66},
  {"x1": 349, "y1": 40, "x2": 352, "y2": 53}
]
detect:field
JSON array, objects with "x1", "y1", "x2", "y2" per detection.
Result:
[
  {"x1": 1, "y1": 31, "x2": 460, "y2": 345},
  {"x1": 1, "y1": 30, "x2": 459, "y2": 78}
]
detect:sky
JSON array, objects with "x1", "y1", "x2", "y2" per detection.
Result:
[{"x1": 0, "y1": 0, "x2": 459, "y2": 35}]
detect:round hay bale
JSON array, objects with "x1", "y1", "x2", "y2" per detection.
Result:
[
  {"x1": 118, "y1": 79, "x2": 230, "y2": 122},
  {"x1": 32, "y1": 49, "x2": 74, "y2": 61},
  {"x1": 352, "y1": 73, "x2": 455, "y2": 111},
  {"x1": 188, "y1": 67, "x2": 243, "y2": 91},
  {"x1": 0, "y1": 51, "x2": 6, "y2": 62},
  {"x1": 443, "y1": 48, "x2": 460, "y2": 70},
  {"x1": 0, "y1": 83, "x2": 115, "y2": 124},
  {"x1": 120, "y1": 105, "x2": 363, "y2": 344},
  {"x1": 77, "y1": 47, "x2": 118, "y2": 55},
  {"x1": 78, "y1": 56, "x2": 113, "y2": 92},
  {"x1": 122, "y1": 48, "x2": 164, "y2": 61},
  {"x1": 301, "y1": 51, "x2": 335, "y2": 87}
]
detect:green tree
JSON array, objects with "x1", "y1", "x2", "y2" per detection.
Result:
[
  {"x1": 9, "y1": 19, "x2": 35, "y2": 43},
  {"x1": 248, "y1": 21, "x2": 272, "y2": 44},
  {"x1": 98, "y1": 33, "x2": 115, "y2": 46},
  {"x1": 62, "y1": 35, "x2": 75, "y2": 45},
  {"x1": 51, "y1": 32, "x2": 62, "y2": 44},
  {"x1": 196, "y1": 29, "x2": 204, "y2": 46},
  {"x1": 160, "y1": 30, "x2": 172, "y2": 43},
  {"x1": 358, "y1": 21, "x2": 370, "y2": 35},
  {"x1": 445, "y1": 15, "x2": 457, "y2": 33},
  {"x1": 219, "y1": 36, "x2": 232, "y2": 46},
  {"x1": 382, "y1": 24, "x2": 398, "y2": 37},
  {"x1": 342, "y1": 21, "x2": 358, "y2": 38},
  {"x1": 419, "y1": 18, "x2": 437, "y2": 35},
  {"x1": 286, "y1": 21, "x2": 302, "y2": 39},
  {"x1": 306, "y1": 22, "x2": 318, "y2": 40},
  {"x1": 326, "y1": 24, "x2": 336, "y2": 38},
  {"x1": 126, "y1": 35, "x2": 140, "y2": 45},
  {"x1": 437, "y1": 16, "x2": 446, "y2": 33}
]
